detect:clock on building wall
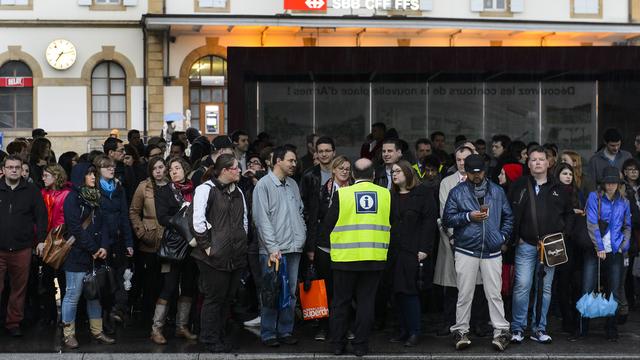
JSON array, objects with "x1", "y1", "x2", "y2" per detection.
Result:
[{"x1": 45, "y1": 39, "x2": 77, "y2": 70}]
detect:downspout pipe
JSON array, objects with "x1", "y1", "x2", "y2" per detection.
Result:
[{"x1": 142, "y1": 18, "x2": 148, "y2": 139}]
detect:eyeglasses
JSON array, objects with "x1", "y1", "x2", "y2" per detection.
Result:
[
  {"x1": 391, "y1": 169, "x2": 403, "y2": 175},
  {"x1": 248, "y1": 160, "x2": 262, "y2": 165},
  {"x1": 336, "y1": 166, "x2": 350, "y2": 173},
  {"x1": 625, "y1": 168, "x2": 639, "y2": 173}
]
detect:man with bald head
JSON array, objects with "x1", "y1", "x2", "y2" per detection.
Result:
[{"x1": 325, "y1": 158, "x2": 392, "y2": 357}]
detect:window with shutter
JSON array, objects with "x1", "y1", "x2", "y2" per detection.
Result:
[
  {"x1": 0, "y1": 0, "x2": 31, "y2": 8},
  {"x1": 572, "y1": 0, "x2": 601, "y2": 18},
  {"x1": 195, "y1": 0, "x2": 229, "y2": 12}
]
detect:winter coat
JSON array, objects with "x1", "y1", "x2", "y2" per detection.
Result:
[
  {"x1": 433, "y1": 172, "x2": 463, "y2": 287},
  {"x1": 41, "y1": 185, "x2": 72, "y2": 232},
  {"x1": 98, "y1": 180, "x2": 133, "y2": 250},
  {"x1": 62, "y1": 189, "x2": 105, "y2": 272},
  {"x1": 300, "y1": 165, "x2": 322, "y2": 253},
  {"x1": 129, "y1": 179, "x2": 164, "y2": 253},
  {"x1": 0, "y1": 178, "x2": 48, "y2": 251},
  {"x1": 587, "y1": 149, "x2": 632, "y2": 191},
  {"x1": 191, "y1": 179, "x2": 248, "y2": 271},
  {"x1": 586, "y1": 191, "x2": 632, "y2": 254},
  {"x1": 389, "y1": 185, "x2": 437, "y2": 295},
  {"x1": 443, "y1": 180, "x2": 513, "y2": 259}
]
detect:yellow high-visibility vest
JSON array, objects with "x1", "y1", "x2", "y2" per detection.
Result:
[{"x1": 330, "y1": 181, "x2": 391, "y2": 262}]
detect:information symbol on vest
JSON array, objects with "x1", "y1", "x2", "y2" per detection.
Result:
[{"x1": 355, "y1": 191, "x2": 378, "y2": 214}]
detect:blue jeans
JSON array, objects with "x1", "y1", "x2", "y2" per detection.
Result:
[
  {"x1": 511, "y1": 242, "x2": 555, "y2": 333},
  {"x1": 61, "y1": 271, "x2": 102, "y2": 323},
  {"x1": 259, "y1": 252, "x2": 301, "y2": 341},
  {"x1": 583, "y1": 252, "x2": 622, "y2": 298}
]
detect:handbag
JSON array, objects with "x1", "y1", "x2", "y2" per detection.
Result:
[
  {"x1": 260, "y1": 258, "x2": 282, "y2": 309},
  {"x1": 82, "y1": 261, "x2": 116, "y2": 301},
  {"x1": 298, "y1": 279, "x2": 329, "y2": 320},
  {"x1": 168, "y1": 203, "x2": 195, "y2": 248},
  {"x1": 43, "y1": 212, "x2": 92, "y2": 270},
  {"x1": 158, "y1": 227, "x2": 190, "y2": 262},
  {"x1": 527, "y1": 181, "x2": 568, "y2": 267}
]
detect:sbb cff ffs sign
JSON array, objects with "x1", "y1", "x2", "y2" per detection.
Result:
[{"x1": 284, "y1": 0, "x2": 327, "y2": 10}]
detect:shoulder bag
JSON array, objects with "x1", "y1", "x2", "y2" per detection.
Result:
[
  {"x1": 43, "y1": 211, "x2": 92, "y2": 270},
  {"x1": 527, "y1": 181, "x2": 568, "y2": 267}
]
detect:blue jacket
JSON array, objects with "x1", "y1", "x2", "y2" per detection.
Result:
[
  {"x1": 443, "y1": 180, "x2": 513, "y2": 259},
  {"x1": 98, "y1": 180, "x2": 134, "y2": 250},
  {"x1": 586, "y1": 191, "x2": 631, "y2": 254}
]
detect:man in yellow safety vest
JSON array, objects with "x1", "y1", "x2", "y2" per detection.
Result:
[{"x1": 325, "y1": 158, "x2": 391, "y2": 357}]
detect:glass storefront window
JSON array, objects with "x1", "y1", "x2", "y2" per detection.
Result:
[
  {"x1": 257, "y1": 82, "x2": 313, "y2": 153},
  {"x1": 315, "y1": 83, "x2": 369, "y2": 158},
  {"x1": 542, "y1": 82, "x2": 597, "y2": 160},
  {"x1": 249, "y1": 80, "x2": 598, "y2": 159}
]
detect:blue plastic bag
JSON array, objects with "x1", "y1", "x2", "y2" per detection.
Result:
[
  {"x1": 278, "y1": 256, "x2": 292, "y2": 310},
  {"x1": 576, "y1": 291, "x2": 618, "y2": 319}
]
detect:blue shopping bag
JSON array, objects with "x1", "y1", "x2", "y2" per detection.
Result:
[{"x1": 278, "y1": 256, "x2": 292, "y2": 310}]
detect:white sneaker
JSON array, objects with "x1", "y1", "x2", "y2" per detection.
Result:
[
  {"x1": 510, "y1": 330, "x2": 524, "y2": 343},
  {"x1": 243, "y1": 316, "x2": 261, "y2": 327},
  {"x1": 530, "y1": 330, "x2": 552, "y2": 344}
]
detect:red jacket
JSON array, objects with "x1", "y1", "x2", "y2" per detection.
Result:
[{"x1": 41, "y1": 184, "x2": 72, "y2": 232}]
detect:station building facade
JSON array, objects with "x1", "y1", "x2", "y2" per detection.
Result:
[{"x1": 2, "y1": 0, "x2": 640, "y2": 157}]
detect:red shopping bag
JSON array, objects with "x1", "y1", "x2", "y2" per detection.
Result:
[{"x1": 298, "y1": 279, "x2": 329, "y2": 320}]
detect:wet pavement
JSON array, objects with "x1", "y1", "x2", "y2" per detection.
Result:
[{"x1": 2, "y1": 310, "x2": 640, "y2": 359}]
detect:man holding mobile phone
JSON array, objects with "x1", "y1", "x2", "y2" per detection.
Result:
[{"x1": 443, "y1": 154, "x2": 513, "y2": 351}]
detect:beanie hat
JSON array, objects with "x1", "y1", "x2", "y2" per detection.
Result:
[{"x1": 503, "y1": 163, "x2": 523, "y2": 183}]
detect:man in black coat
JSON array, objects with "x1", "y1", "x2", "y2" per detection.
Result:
[
  {"x1": 299, "y1": 136, "x2": 335, "y2": 341},
  {"x1": 374, "y1": 139, "x2": 403, "y2": 190},
  {"x1": 0, "y1": 155, "x2": 48, "y2": 337}
]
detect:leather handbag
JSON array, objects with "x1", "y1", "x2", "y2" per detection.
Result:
[
  {"x1": 43, "y1": 213, "x2": 92, "y2": 270},
  {"x1": 158, "y1": 226, "x2": 190, "y2": 262},
  {"x1": 82, "y1": 261, "x2": 116, "y2": 301},
  {"x1": 527, "y1": 181, "x2": 568, "y2": 267},
  {"x1": 168, "y1": 203, "x2": 195, "y2": 248}
]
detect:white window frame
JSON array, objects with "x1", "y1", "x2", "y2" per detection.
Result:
[
  {"x1": 95, "y1": 0, "x2": 121, "y2": 4},
  {"x1": 483, "y1": 0, "x2": 507, "y2": 11},
  {"x1": 195, "y1": 0, "x2": 229, "y2": 12},
  {"x1": 91, "y1": 61, "x2": 127, "y2": 130}
]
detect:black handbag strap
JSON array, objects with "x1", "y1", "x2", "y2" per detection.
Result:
[{"x1": 526, "y1": 179, "x2": 540, "y2": 242}]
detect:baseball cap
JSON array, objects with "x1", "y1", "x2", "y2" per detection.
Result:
[
  {"x1": 212, "y1": 135, "x2": 233, "y2": 151},
  {"x1": 464, "y1": 154, "x2": 486, "y2": 174},
  {"x1": 32, "y1": 128, "x2": 47, "y2": 138}
]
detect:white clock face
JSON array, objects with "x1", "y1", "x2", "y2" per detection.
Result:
[{"x1": 45, "y1": 39, "x2": 77, "y2": 70}]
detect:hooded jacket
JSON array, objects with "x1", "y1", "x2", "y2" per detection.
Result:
[
  {"x1": 586, "y1": 191, "x2": 632, "y2": 254},
  {"x1": 63, "y1": 162, "x2": 106, "y2": 272},
  {"x1": 443, "y1": 180, "x2": 513, "y2": 259}
]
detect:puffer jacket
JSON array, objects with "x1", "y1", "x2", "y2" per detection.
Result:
[
  {"x1": 41, "y1": 184, "x2": 72, "y2": 231},
  {"x1": 586, "y1": 191, "x2": 632, "y2": 254},
  {"x1": 129, "y1": 179, "x2": 164, "y2": 253},
  {"x1": 442, "y1": 180, "x2": 513, "y2": 259}
]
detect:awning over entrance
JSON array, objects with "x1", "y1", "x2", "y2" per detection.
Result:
[{"x1": 144, "y1": 14, "x2": 640, "y2": 46}]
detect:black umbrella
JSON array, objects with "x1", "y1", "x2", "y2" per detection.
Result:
[{"x1": 535, "y1": 241, "x2": 545, "y2": 329}]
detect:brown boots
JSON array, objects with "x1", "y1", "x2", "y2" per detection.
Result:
[
  {"x1": 64, "y1": 320, "x2": 115, "y2": 349},
  {"x1": 150, "y1": 301, "x2": 169, "y2": 345},
  {"x1": 63, "y1": 322, "x2": 79, "y2": 349},
  {"x1": 175, "y1": 299, "x2": 198, "y2": 341},
  {"x1": 150, "y1": 298, "x2": 198, "y2": 344}
]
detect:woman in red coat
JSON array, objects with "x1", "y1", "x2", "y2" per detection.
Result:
[{"x1": 39, "y1": 163, "x2": 72, "y2": 324}]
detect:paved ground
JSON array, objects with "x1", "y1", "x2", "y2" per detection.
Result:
[{"x1": 3, "y1": 310, "x2": 640, "y2": 358}]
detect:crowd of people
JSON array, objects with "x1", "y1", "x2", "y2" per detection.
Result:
[{"x1": 0, "y1": 124, "x2": 638, "y2": 356}]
